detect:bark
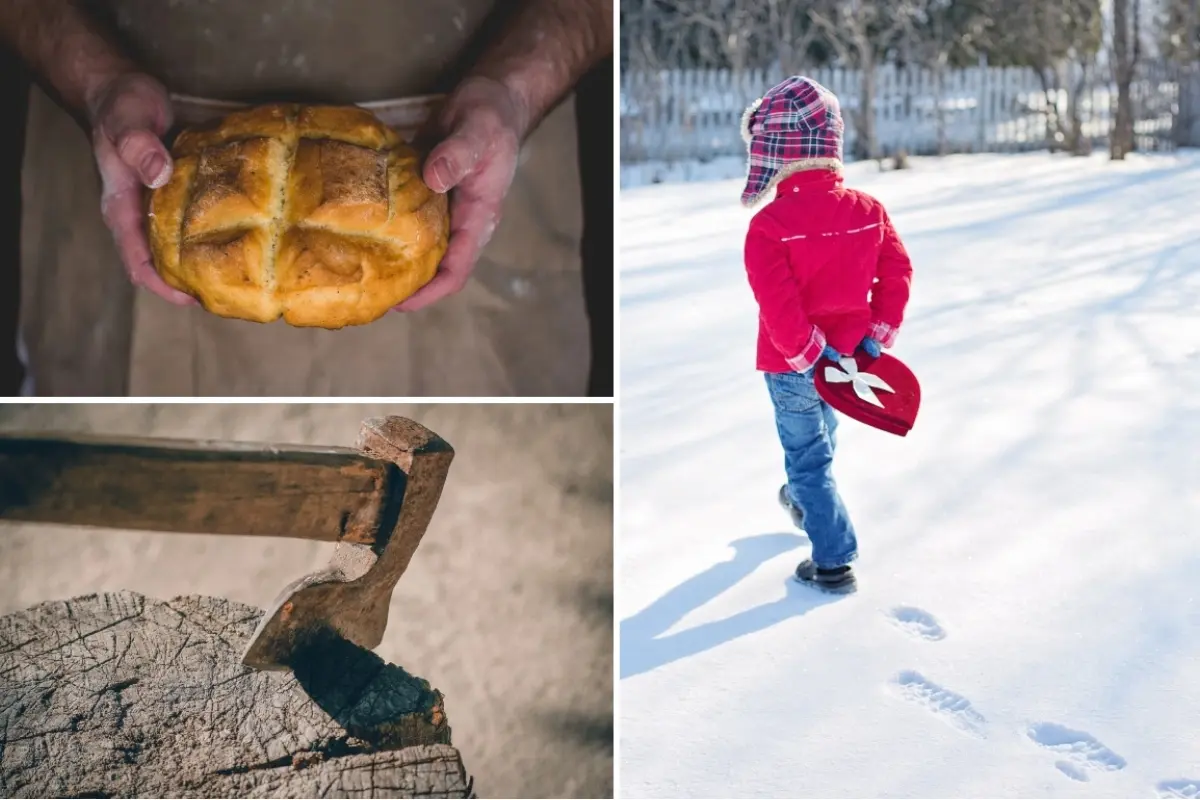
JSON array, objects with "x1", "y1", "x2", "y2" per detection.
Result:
[
  {"x1": 1066, "y1": 60, "x2": 1092, "y2": 155},
  {"x1": 765, "y1": 0, "x2": 816, "y2": 75},
  {"x1": 1110, "y1": 0, "x2": 1140, "y2": 159},
  {"x1": 1036, "y1": 62, "x2": 1091, "y2": 155},
  {"x1": 858, "y1": 48, "x2": 879, "y2": 161},
  {"x1": 0, "y1": 592, "x2": 471, "y2": 799},
  {"x1": 934, "y1": 62, "x2": 948, "y2": 156}
]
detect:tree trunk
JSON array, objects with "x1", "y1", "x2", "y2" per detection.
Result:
[
  {"x1": 1110, "y1": 0, "x2": 1137, "y2": 159},
  {"x1": 856, "y1": 53, "x2": 878, "y2": 161},
  {"x1": 0, "y1": 592, "x2": 472, "y2": 799},
  {"x1": 1067, "y1": 62, "x2": 1092, "y2": 156},
  {"x1": 934, "y1": 63, "x2": 948, "y2": 157},
  {"x1": 1111, "y1": 76, "x2": 1135, "y2": 159},
  {"x1": 1036, "y1": 67, "x2": 1063, "y2": 153}
]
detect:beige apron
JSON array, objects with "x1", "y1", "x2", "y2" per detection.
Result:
[{"x1": 21, "y1": 0, "x2": 587, "y2": 396}]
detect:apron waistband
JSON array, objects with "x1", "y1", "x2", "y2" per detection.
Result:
[{"x1": 169, "y1": 92, "x2": 445, "y2": 139}]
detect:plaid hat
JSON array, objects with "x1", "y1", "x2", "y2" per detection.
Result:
[{"x1": 740, "y1": 76, "x2": 844, "y2": 208}]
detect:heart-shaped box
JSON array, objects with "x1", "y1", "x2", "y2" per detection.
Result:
[{"x1": 814, "y1": 352, "x2": 920, "y2": 437}]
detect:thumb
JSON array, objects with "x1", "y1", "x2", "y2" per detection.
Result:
[
  {"x1": 113, "y1": 127, "x2": 172, "y2": 189},
  {"x1": 91, "y1": 73, "x2": 175, "y2": 189},
  {"x1": 422, "y1": 117, "x2": 489, "y2": 194}
]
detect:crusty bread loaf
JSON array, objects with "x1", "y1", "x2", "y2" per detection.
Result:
[{"x1": 148, "y1": 104, "x2": 448, "y2": 328}]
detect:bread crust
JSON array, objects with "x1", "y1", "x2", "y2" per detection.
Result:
[{"x1": 147, "y1": 104, "x2": 449, "y2": 328}]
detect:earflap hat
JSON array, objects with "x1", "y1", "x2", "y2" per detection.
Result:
[{"x1": 740, "y1": 76, "x2": 845, "y2": 208}]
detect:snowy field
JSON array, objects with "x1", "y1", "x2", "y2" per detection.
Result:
[{"x1": 619, "y1": 151, "x2": 1200, "y2": 799}]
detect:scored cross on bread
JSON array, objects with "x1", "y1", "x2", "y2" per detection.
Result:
[{"x1": 148, "y1": 104, "x2": 449, "y2": 328}]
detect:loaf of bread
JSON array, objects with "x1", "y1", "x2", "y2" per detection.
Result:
[{"x1": 148, "y1": 104, "x2": 449, "y2": 328}]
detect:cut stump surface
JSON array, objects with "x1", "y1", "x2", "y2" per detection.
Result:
[{"x1": 0, "y1": 592, "x2": 471, "y2": 798}]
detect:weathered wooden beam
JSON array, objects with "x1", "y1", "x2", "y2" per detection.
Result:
[{"x1": 0, "y1": 433, "x2": 399, "y2": 545}]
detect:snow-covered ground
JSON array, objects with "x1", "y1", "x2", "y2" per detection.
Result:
[{"x1": 619, "y1": 151, "x2": 1200, "y2": 799}]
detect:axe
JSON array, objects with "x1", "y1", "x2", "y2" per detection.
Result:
[{"x1": 0, "y1": 416, "x2": 453, "y2": 671}]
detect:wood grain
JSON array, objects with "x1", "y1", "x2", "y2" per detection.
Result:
[
  {"x1": 0, "y1": 592, "x2": 471, "y2": 798},
  {"x1": 0, "y1": 433, "x2": 400, "y2": 544}
]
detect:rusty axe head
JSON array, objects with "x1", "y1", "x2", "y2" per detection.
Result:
[{"x1": 241, "y1": 417, "x2": 454, "y2": 670}]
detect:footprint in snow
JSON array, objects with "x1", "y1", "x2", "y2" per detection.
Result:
[
  {"x1": 891, "y1": 670, "x2": 986, "y2": 737},
  {"x1": 1156, "y1": 779, "x2": 1200, "y2": 799},
  {"x1": 1026, "y1": 722, "x2": 1126, "y2": 778},
  {"x1": 1055, "y1": 761, "x2": 1089, "y2": 782},
  {"x1": 887, "y1": 606, "x2": 946, "y2": 641}
]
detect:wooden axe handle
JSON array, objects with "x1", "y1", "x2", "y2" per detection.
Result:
[{"x1": 0, "y1": 433, "x2": 398, "y2": 545}]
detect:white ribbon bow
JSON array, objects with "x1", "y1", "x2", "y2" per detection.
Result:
[{"x1": 824, "y1": 357, "x2": 896, "y2": 408}]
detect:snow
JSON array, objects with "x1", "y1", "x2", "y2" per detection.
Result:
[
  {"x1": 621, "y1": 155, "x2": 748, "y2": 190},
  {"x1": 619, "y1": 151, "x2": 1200, "y2": 799}
]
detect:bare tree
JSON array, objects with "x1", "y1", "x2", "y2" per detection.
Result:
[
  {"x1": 1110, "y1": 0, "x2": 1142, "y2": 159},
  {"x1": 1158, "y1": 0, "x2": 1200, "y2": 60},
  {"x1": 621, "y1": 0, "x2": 689, "y2": 70},
  {"x1": 761, "y1": 0, "x2": 821, "y2": 75},
  {"x1": 621, "y1": 0, "x2": 659, "y2": 71},
  {"x1": 899, "y1": 0, "x2": 990, "y2": 154},
  {"x1": 663, "y1": 0, "x2": 765, "y2": 72},
  {"x1": 988, "y1": 0, "x2": 1103, "y2": 155},
  {"x1": 1157, "y1": 0, "x2": 1200, "y2": 147},
  {"x1": 809, "y1": 0, "x2": 916, "y2": 160}
]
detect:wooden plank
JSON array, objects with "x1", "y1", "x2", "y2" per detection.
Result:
[{"x1": 0, "y1": 433, "x2": 397, "y2": 544}]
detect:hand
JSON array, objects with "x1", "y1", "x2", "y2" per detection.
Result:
[
  {"x1": 395, "y1": 77, "x2": 523, "y2": 312},
  {"x1": 860, "y1": 337, "x2": 882, "y2": 358},
  {"x1": 88, "y1": 72, "x2": 196, "y2": 306}
]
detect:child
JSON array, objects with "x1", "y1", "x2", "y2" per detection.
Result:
[{"x1": 741, "y1": 76, "x2": 913, "y2": 594}]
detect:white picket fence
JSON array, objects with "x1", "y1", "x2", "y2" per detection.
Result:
[{"x1": 621, "y1": 63, "x2": 1191, "y2": 163}]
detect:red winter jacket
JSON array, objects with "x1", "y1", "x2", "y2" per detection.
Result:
[{"x1": 744, "y1": 170, "x2": 913, "y2": 374}]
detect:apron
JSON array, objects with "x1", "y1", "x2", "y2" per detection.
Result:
[{"x1": 20, "y1": 0, "x2": 587, "y2": 397}]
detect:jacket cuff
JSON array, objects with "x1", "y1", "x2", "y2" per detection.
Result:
[
  {"x1": 867, "y1": 320, "x2": 899, "y2": 348},
  {"x1": 784, "y1": 327, "x2": 827, "y2": 373}
]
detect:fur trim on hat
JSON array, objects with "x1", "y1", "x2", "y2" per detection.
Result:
[
  {"x1": 740, "y1": 98, "x2": 763, "y2": 144},
  {"x1": 741, "y1": 157, "x2": 844, "y2": 209}
]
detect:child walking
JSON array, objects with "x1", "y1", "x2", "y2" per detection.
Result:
[{"x1": 741, "y1": 76, "x2": 913, "y2": 594}]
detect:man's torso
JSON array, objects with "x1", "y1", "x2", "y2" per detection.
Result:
[{"x1": 21, "y1": 0, "x2": 588, "y2": 397}]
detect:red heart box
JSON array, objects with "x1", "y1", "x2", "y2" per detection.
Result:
[{"x1": 814, "y1": 351, "x2": 920, "y2": 437}]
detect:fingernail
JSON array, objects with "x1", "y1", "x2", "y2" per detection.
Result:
[
  {"x1": 142, "y1": 153, "x2": 168, "y2": 187},
  {"x1": 430, "y1": 158, "x2": 453, "y2": 192}
]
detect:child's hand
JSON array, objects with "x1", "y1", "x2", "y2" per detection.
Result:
[
  {"x1": 821, "y1": 344, "x2": 842, "y2": 362},
  {"x1": 860, "y1": 338, "x2": 882, "y2": 359}
]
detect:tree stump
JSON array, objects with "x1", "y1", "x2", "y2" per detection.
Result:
[{"x1": 0, "y1": 592, "x2": 472, "y2": 798}]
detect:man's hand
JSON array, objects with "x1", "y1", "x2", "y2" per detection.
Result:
[
  {"x1": 393, "y1": 0, "x2": 611, "y2": 312},
  {"x1": 395, "y1": 78, "x2": 521, "y2": 312},
  {"x1": 88, "y1": 73, "x2": 195, "y2": 306},
  {"x1": 0, "y1": 0, "x2": 195, "y2": 305}
]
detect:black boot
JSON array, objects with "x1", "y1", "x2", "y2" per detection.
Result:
[
  {"x1": 793, "y1": 559, "x2": 857, "y2": 594},
  {"x1": 777, "y1": 484, "x2": 805, "y2": 530}
]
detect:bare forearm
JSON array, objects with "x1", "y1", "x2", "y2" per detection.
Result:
[
  {"x1": 0, "y1": 0, "x2": 136, "y2": 120},
  {"x1": 467, "y1": 0, "x2": 612, "y2": 138}
]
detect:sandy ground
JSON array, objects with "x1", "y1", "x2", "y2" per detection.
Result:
[{"x1": 0, "y1": 403, "x2": 613, "y2": 799}]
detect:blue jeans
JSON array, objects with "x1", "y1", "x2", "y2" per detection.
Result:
[{"x1": 764, "y1": 371, "x2": 859, "y2": 568}]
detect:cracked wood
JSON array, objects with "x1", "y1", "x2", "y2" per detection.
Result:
[{"x1": 0, "y1": 591, "x2": 471, "y2": 798}]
